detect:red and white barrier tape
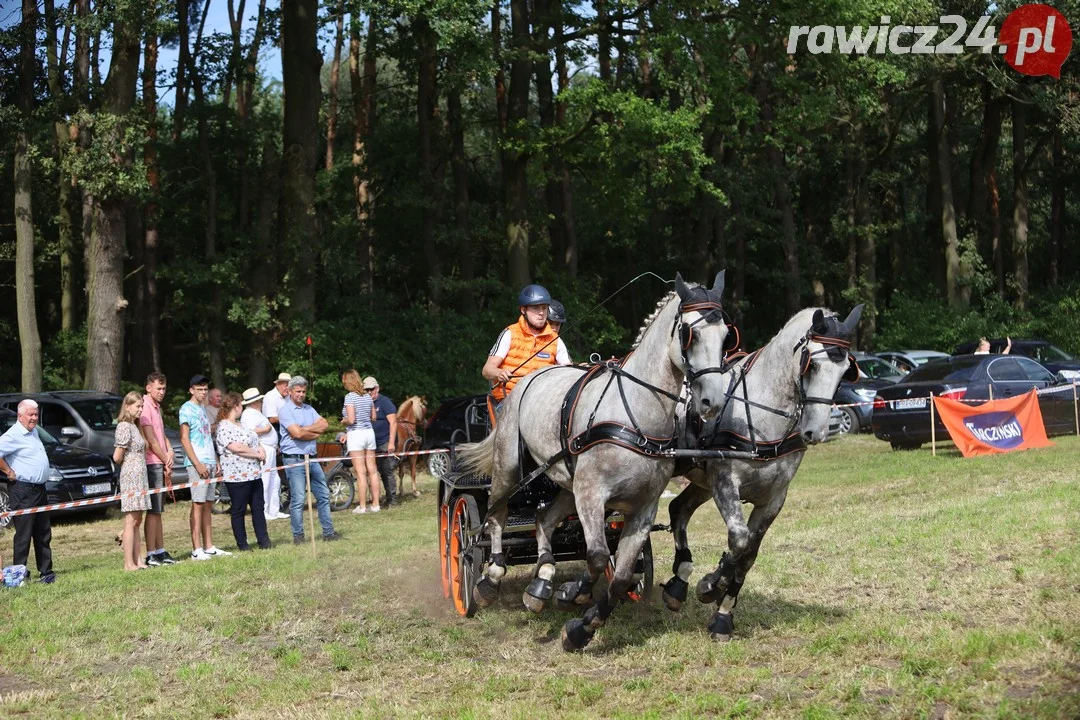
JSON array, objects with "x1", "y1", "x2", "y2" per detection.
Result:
[
  {"x1": 0, "y1": 448, "x2": 449, "y2": 521},
  {"x1": 832, "y1": 382, "x2": 1078, "y2": 410}
]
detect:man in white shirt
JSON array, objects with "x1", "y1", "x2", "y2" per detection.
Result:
[
  {"x1": 262, "y1": 373, "x2": 291, "y2": 428},
  {"x1": 240, "y1": 388, "x2": 288, "y2": 521}
]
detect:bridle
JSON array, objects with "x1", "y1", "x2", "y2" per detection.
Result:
[{"x1": 672, "y1": 297, "x2": 739, "y2": 383}]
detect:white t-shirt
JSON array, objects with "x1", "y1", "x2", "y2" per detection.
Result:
[
  {"x1": 490, "y1": 330, "x2": 572, "y2": 365},
  {"x1": 262, "y1": 388, "x2": 288, "y2": 423},
  {"x1": 241, "y1": 407, "x2": 277, "y2": 447}
]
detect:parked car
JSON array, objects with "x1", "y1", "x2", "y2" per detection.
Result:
[
  {"x1": 0, "y1": 391, "x2": 189, "y2": 484},
  {"x1": 874, "y1": 350, "x2": 950, "y2": 375},
  {"x1": 827, "y1": 407, "x2": 845, "y2": 439},
  {"x1": 951, "y1": 338, "x2": 1080, "y2": 379},
  {"x1": 872, "y1": 354, "x2": 1077, "y2": 450},
  {"x1": 850, "y1": 352, "x2": 905, "y2": 382},
  {"x1": 0, "y1": 408, "x2": 120, "y2": 527},
  {"x1": 421, "y1": 394, "x2": 490, "y2": 479},
  {"x1": 833, "y1": 377, "x2": 893, "y2": 435}
]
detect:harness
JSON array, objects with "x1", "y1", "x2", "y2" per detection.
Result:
[{"x1": 696, "y1": 317, "x2": 857, "y2": 460}]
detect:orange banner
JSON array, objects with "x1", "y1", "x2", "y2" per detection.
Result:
[{"x1": 932, "y1": 389, "x2": 1053, "y2": 458}]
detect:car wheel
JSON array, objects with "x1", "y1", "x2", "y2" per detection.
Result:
[
  {"x1": 890, "y1": 441, "x2": 922, "y2": 451},
  {"x1": 839, "y1": 407, "x2": 859, "y2": 435},
  {"x1": 327, "y1": 469, "x2": 356, "y2": 512},
  {"x1": 428, "y1": 450, "x2": 451, "y2": 480},
  {"x1": 0, "y1": 484, "x2": 10, "y2": 528}
]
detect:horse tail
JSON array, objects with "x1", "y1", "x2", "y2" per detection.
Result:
[{"x1": 456, "y1": 432, "x2": 497, "y2": 478}]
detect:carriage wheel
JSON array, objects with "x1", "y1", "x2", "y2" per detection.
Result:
[
  {"x1": 439, "y1": 500, "x2": 452, "y2": 599},
  {"x1": 449, "y1": 494, "x2": 482, "y2": 617},
  {"x1": 604, "y1": 537, "x2": 654, "y2": 603}
]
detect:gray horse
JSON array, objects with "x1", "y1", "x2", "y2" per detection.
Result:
[
  {"x1": 457, "y1": 273, "x2": 730, "y2": 651},
  {"x1": 661, "y1": 305, "x2": 863, "y2": 640}
]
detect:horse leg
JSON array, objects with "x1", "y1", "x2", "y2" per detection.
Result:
[
  {"x1": 697, "y1": 471, "x2": 749, "y2": 604},
  {"x1": 660, "y1": 478, "x2": 711, "y2": 612},
  {"x1": 561, "y1": 508, "x2": 653, "y2": 652},
  {"x1": 473, "y1": 504, "x2": 508, "y2": 608},
  {"x1": 410, "y1": 442, "x2": 420, "y2": 495},
  {"x1": 523, "y1": 489, "x2": 576, "y2": 614},
  {"x1": 703, "y1": 486, "x2": 789, "y2": 641}
]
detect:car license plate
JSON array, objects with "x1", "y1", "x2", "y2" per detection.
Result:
[
  {"x1": 83, "y1": 482, "x2": 111, "y2": 496},
  {"x1": 894, "y1": 397, "x2": 927, "y2": 410}
]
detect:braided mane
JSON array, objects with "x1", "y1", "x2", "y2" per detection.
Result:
[{"x1": 632, "y1": 291, "x2": 676, "y2": 348}]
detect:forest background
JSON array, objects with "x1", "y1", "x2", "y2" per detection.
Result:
[{"x1": 1, "y1": 0, "x2": 1078, "y2": 409}]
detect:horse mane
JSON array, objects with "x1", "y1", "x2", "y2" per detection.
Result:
[
  {"x1": 399, "y1": 396, "x2": 423, "y2": 421},
  {"x1": 631, "y1": 291, "x2": 676, "y2": 349}
]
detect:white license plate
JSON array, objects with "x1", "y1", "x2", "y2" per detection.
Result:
[
  {"x1": 894, "y1": 397, "x2": 927, "y2": 410},
  {"x1": 83, "y1": 482, "x2": 111, "y2": 495}
]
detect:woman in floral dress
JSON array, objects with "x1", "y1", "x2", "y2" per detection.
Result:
[{"x1": 113, "y1": 392, "x2": 151, "y2": 570}]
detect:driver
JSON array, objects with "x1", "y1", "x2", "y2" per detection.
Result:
[{"x1": 483, "y1": 284, "x2": 572, "y2": 408}]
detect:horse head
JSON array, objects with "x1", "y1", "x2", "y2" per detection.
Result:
[
  {"x1": 672, "y1": 271, "x2": 730, "y2": 419},
  {"x1": 796, "y1": 303, "x2": 864, "y2": 444}
]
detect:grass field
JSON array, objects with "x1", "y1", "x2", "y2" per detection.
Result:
[{"x1": 1, "y1": 435, "x2": 1078, "y2": 718}]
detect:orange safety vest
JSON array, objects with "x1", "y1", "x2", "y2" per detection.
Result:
[{"x1": 491, "y1": 316, "x2": 560, "y2": 401}]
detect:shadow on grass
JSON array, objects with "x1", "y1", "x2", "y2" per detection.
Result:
[{"x1": 483, "y1": 572, "x2": 846, "y2": 653}]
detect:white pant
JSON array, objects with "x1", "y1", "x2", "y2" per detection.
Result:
[{"x1": 260, "y1": 444, "x2": 281, "y2": 517}]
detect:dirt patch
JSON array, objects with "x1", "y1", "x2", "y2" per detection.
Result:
[
  {"x1": 928, "y1": 700, "x2": 953, "y2": 719},
  {"x1": 0, "y1": 674, "x2": 37, "y2": 696}
]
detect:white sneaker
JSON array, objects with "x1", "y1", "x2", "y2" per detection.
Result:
[
  {"x1": 352, "y1": 506, "x2": 367, "y2": 514},
  {"x1": 191, "y1": 549, "x2": 212, "y2": 561},
  {"x1": 370, "y1": 506, "x2": 380, "y2": 513},
  {"x1": 275, "y1": 512, "x2": 290, "y2": 520},
  {"x1": 204, "y1": 547, "x2": 233, "y2": 557}
]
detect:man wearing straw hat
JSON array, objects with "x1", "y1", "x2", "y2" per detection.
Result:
[
  {"x1": 278, "y1": 376, "x2": 341, "y2": 543},
  {"x1": 240, "y1": 388, "x2": 289, "y2": 521}
]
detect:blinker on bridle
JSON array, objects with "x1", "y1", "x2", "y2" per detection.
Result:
[{"x1": 673, "y1": 298, "x2": 733, "y2": 382}]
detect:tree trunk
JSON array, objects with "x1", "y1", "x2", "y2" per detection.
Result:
[
  {"x1": 967, "y1": 89, "x2": 1003, "y2": 268},
  {"x1": 596, "y1": 0, "x2": 611, "y2": 83},
  {"x1": 504, "y1": 0, "x2": 531, "y2": 287},
  {"x1": 493, "y1": 1, "x2": 508, "y2": 138},
  {"x1": 16, "y1": 0, "x2": 42, "y2": 392},
  {"x1": 855, "y1": 150, "x2": 876, "y2": 348},
  {"x1": 755, "y1": 79, "x2": 799, "y2": 316},
  {"x1": 1049, "y1": 126, "x2": 1063, "y2": 286},
  {"x1": 415, "y1": 13, "x2": 443, "y2": 303},
  {"x1": 47, "y1": 0, "x2": 79, "y2": 335},
  {"x1": 554, "y1": 9, "x2": 577, "y2": 275},
  {"x1": 930, "y1": 78, "x2": 963, "y2": 307},
  {"x1": 447, "y1": 67, "x2": 474, "y2": 315},
  {"x1": 248, "y1": 133, "x2": 281, "y2": 389},
  {"x1": 533, "y1": 0, "x2": 566, "y2": 274},
  {"x1": 237, "y1": 0, "x2": 267, "y2": 230},
  {"x1": 349, "y1": 10, "x2": 376, "y2": 295},
  {"x1": 85, "y1": 16, "x2": 140, "y2": 393},
  {"x1": 174, "y1": 0, "x2": 189, "y2": 139},
  {"x1": 325, "y1": 0, "x2": 344, "y2": 170},
  {"x1": 224, "y1": 0, "x2": 247, "y2": 107},
  {"x1": 280, "y1": 0, "x2": 322, "y2": 323},
  {"x1": 989, "y1": 169, "x2": 1004, "y2": 296},
  {"x1": 138, "y1": 30, "x2": 162, "y2": 378},
  {"x1": 1011, "y1": 98, "x2": 1029, "y2": 308}
]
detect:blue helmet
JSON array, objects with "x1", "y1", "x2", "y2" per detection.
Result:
[
  {"x1": 548, "y1": 299, "x2": 567, "y2": 324},
  {"x1": 517, "y1": 284, "x2": 552, "y2": 307}
]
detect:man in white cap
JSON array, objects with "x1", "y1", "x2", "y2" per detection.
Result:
[
  {"x1": 262, "y1": 373, "x2": 291, "y2": 429},
  {"x1": 240, "y1": 388, "x2": 288, "y2": 521}
]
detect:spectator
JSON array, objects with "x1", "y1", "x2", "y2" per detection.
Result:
[
  {"x1": 278, "y1": 376, "x2": 341, "y2": 543},
  {"x1": 179, "y1": 375, "x2": 230, "y2": 561},
  {"x1": 113, "y1": 392, "x2": 150, "y2": 571},
  {"x1": 0, "y1": 399, "x2": 55, "y2": 583},
  {"x1": 367, "y1": 377, "x2": 399, "y2": 507},
  {"x1": 262, "y1": 373, "x2": 291, "y2": 428},
  {"x1": 240, "y1": 388, "x2": 288, "y2": 521},
  {"x1": 205, "y1": 388, "x2": 223, "y2": 426},
  {"x1": 342, "y1": 370, "x2": 378, "y2": 514},
  {"x1": 139, "y1": 372, "x2": 179, "y2": 566},
  {"x1": 216, "y1": 392, "x2": 271, "y2": 551},
  {"x1": 975, "y1": 336, "x2": 1011, "y2": 355}
]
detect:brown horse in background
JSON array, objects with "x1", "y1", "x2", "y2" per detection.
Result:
[{"x1": 395, "y1": 396, "x2": 427, "y2": 496}]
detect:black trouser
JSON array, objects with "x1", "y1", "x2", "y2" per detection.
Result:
[
  {"x1": 11, "y1": 481, "x2": 53, "y2": 577},
  {"x1": 376, "y1": 442, "x2": 397, "y2": 505},
  {"x1": 227, "y1": 480, "x2": 271, "y2": 549}
]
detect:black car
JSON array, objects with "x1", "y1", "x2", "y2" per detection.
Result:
[
  {"x1": 872, "y1": 354, "x2": 1077, "y2": 450},
  {"x1": 0, "y1": 391, "x2": 190, "y2": 484},
  {"x1": 0, "y1": 408, "x2": 120, "y2": 526},
  {"x1": 951, "y1": 338, "x2": 1080, "y2": 378},
  {"x1": 421, "y1": 394, "x2": 491, "y2": 479}
]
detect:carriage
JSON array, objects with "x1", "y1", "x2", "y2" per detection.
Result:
[{"x1": 436, "y1": 417, "x2": 660, "y2": 617}]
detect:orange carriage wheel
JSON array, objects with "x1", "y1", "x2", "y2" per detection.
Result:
[
  {"x1": 439, "y1": 500, "x2": 452, "y2": 599},
  {"x1": 449, "y1": 494, "x2": 482, "y2": 617}
]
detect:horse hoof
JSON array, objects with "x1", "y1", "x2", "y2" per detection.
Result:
[
  {"x1": 696, "y1": 575, "x2": 722, "y2": 604},
  {"x1": 707, "y1": 611, "x2": 734, "y2": 641},
  {"x1": 474, "y1": 577, "x2": 499, "y2": 608},
  {"x1": 523, "y1": 577, "x2": 553, "y2": 614},
  {"x1": 560, "y1": 619, "x2": 594, "y2": 652},
  {"x1": 660, "y1": 576, "x2": 688, "y2": 612},
  {"x1": 554, "y1": 581, "x2": 593, "y2": 610}
]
